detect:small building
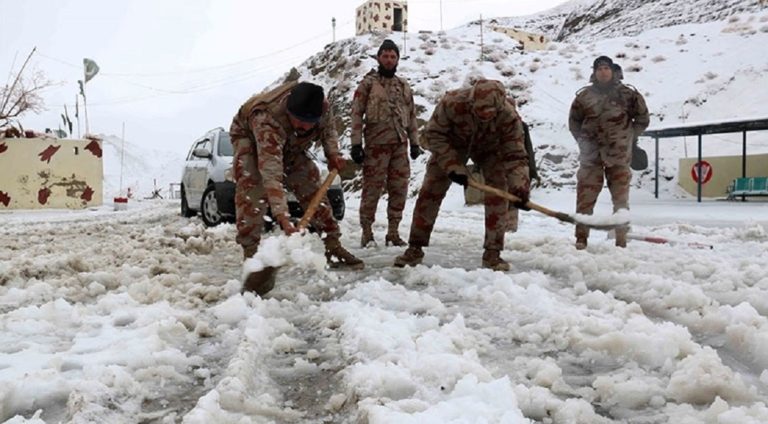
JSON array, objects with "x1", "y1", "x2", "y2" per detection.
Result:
[
  {"x1": 356, "y1": 0, "x2": 409, "y2": 36},
  {"x1": 491, "y1": 26, "x2": 549, "y2": 51},
  {"x1": 0, "y1": 137, "x2": 103, "y2": 209}
]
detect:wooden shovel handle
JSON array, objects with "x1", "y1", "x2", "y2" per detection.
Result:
[
  {"x1": 467, "y1": 178, "x2": 575, "y2": 225},
  {"x1": 298, "y1": 169, "x2": 339, "y2": 230}
]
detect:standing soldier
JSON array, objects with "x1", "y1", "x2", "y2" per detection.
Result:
[
  {"x1": 231, "y1": 81, "x2": 364, "y2": 295},
  {"x1": 393, "y1": 79, "x2": 530, "y2": 271},
  {"x1": 569, "y1": 55, "x2": 650, "y2": 250},
  {"x1": 349, "y1": 39, "x2": 422, "y2": 248}
]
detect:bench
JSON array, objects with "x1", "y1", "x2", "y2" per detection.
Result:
[{"x1": 727, "y1": 177, "x2": 768, "y2": 200}]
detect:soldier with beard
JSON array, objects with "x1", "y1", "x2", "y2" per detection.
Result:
[
  {"x1": 569, "y1": 55, "x2": 649, "y2": 250},
  {"x1": 230, "y1": 81, "x2": 364, "y2": 295},
  {"x1": 349, "y1": 39, "x2": 423, "y2": 248},
  {"x1": 393, "y1": 79, "x2": 530, "y2": 271}
]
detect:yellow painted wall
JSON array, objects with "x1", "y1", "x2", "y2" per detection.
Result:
[
  {"x1": 0, "y1": 138, "x2": 103, "y2": 209},
  {"x1": 356, "y1": 0, "x2": 409, "y2": 35},
  {"x1": 677, "y1": 154, "x2": 768, "y2": 198},
  {"x1": 492, "y1": 27, "x2": 550, "y2": 51}
]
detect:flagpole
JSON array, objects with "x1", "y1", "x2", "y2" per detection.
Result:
[
  {"x1": 75, "y1": 95, "x2": 81, "y2": 138},
  {"x1": 83, "y1": 69, "x2": 90, "y2": 135}
]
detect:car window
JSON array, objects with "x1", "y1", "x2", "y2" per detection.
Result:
[{"x1": 218, "y1": 132, "x2": 233, "y2": 157}]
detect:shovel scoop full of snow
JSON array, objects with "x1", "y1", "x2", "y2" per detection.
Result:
[
  {"x1": 241, "y1": 233, "x2": 327, "y2": 296},
  {"x1": 571, "y1": 208, "x2": 631, "y2": 230},
  {"x1": 467, "y1": 178, "x2": 630, "y2": 230}
]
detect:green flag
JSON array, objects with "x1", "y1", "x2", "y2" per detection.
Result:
[
  {"x1": 83, "y1": 58, "x2": 100, "y2": 83},
  {"x1": 78, "y1": 80, "x2": 85, "y2": 99}
]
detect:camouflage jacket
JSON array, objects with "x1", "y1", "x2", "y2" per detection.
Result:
[
  {"x1": 350, "y1": 69, "x2": 419, "y2": 147},
  {"x1": 230, "y1": 83, "x2": 340, "y2": 218},
  {"x1": 423, "y1": 80, "x2": 529, "y2": 188},
  {"x1": 568, "y1": 82, "x2": 650, "y2": 167}
]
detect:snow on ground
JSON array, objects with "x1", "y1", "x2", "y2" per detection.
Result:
[{"x1": 2, "y1": 186, "x2": 768, "y2": 423}]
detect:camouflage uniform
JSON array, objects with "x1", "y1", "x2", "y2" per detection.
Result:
[
  {"x1": 569, "y1": 75, "x2": 650, "y2": 246},
  {"x1": 395, "y1": 80, "x2": 529, "y2": 269},
  {"x1": 230, "y1": 81, "x2": 345, "y2": 258},
  {"x1": 350, "y1": 69, "x2": 419, "y2": 245}
]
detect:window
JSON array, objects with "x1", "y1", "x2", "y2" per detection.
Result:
[
  {"x1": 393, "y1": 8, "x2": 403, "y2": 31},
  {"x1": 218, "y1": 132, "x2": 233, "y2": 156}
]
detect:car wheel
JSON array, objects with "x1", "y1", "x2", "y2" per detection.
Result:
[
  {"x1": 200, "y1": 185, "x2": 223, "y2": 227},
  {"x1": 181, "y1": 185, "x2": 196, "y2": 218}
]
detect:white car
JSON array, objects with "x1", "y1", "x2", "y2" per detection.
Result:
[{"x1": 180, "y1": 127, "x2": 345, "y2": 228}]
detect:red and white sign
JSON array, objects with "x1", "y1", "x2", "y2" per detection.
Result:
[{"x1": 691, "y1": 160, "x2": 713, "y2": 184}]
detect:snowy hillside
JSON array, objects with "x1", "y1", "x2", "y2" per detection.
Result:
[
  {"x1": 491, "y1": 0, "x2": 764, "y2": 42},
  {"x1": 99, "y1": 134, "x2": 185, "y2": 200},
  {"x1": 274, "y1": 5, "x2": 768, "y2": 200}
]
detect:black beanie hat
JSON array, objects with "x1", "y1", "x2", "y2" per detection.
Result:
[
  {"x1": 377, "y1": 39, "x2": 400, "y2": 57},
  {"x1": 593, "y1": 55, "x2": 613, "y2": 69},
  {"x1": 287, "y1": 82, "x2": 324, "y2": 123}
]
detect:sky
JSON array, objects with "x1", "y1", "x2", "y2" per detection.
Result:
[{"x1": 1, "y1": 0, "x2": 569, "y2": 153}]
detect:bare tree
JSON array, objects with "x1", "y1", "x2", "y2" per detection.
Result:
[{"x1": 1, "y1": 48, "x2": 56, "y2": 130}]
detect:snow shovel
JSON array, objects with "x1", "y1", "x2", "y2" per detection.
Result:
[
  {"x1": 242, "y1": 169, "x2": 339, "y2": 295},
  {"x1": 468, "y1": 178, "x2": 630, "y2": 231}
]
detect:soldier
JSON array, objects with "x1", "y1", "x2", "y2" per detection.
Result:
[
  {"x1": 393, "y1": 79, "x2": 530, "y2": 271},
  {"x1": 569, "y1": 55, "x2": 650, "y2": 250},
  {"x1": 230, "y1": 81, "x2": 364, "y2": 295},
  {"x1": 350, "y1": 39, "x2": 422, "y2": 248}
]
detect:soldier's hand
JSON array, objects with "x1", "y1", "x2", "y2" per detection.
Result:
[
  {"x1": 410, "y1": 144, "x2": 423, "y2": 160},
  {"x1": 351, "y1": 145, "x2": 365, "y2": 164},
  {"x1": 328, "y1": 155, "x2": 346, "y2": 172},
  {"x1": 277, "y1": 215, "x2": 299, "y2": 236},
  {"x1": 510, "y1": 187, "x2": 531, "y2": 211},
  {"x1": 447, "y1": 171, "x2": 468, "y2": 187}
]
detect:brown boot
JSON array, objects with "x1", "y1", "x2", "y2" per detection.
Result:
[
  {"x1": 386, "y1": 220, "x2": 407, "y2": 246},
  {"x1": 361, "y1": 225, "x2": 376, "y2": 248},
  {"x1": 393, "y1": 246, "x2": 424, "y2": 267},
  {"x1": 242, "y1": 267, "x2": 277, "y2": 295},
  {"x1": 482, "y1": 249, "x2": 510, "y2": 271},
  {"x1": 325, "y1": 239, "x2": 365, "y2": 270},
  {"x1": 615, "y1": 232, "x2": 627, "y2": 248},
  {"x1": 385, "y1": 233, "x2": 407, "y2": 247},
  {"x1": 575, "y1": 237, "x2": 588, "y2": 250}
]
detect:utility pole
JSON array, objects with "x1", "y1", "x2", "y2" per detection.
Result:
[
  {"x1": 440, "y1": 0, "x2": 443, "y2": 31},
  {"x1": 332, "y1": 17, "x2": 336, "y2": 43},
  {"x1": 479, "y1": 14, "x2": 484, "y2": 61}
]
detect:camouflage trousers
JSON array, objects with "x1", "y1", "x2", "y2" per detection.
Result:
[
  {"x1": 407, "y1": 153, "x2": 509, "y2": 251},
  {"x1": 575, "y1": 163, "x2": 631, "y2": 239},
  {"x1": 232, "y1": 136, "x2": 341, "y2": 257},
  {"x1": 359, "y1": 143, "x2": 410, "y2": 231}
]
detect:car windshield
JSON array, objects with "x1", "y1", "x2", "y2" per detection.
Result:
[{"x1": 218, "y1": 132, "x2": 233, "y2": 157}]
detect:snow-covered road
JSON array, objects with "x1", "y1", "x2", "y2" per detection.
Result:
[{"x1": 2, "y1": 190, "x2": 768, "y2": 423}]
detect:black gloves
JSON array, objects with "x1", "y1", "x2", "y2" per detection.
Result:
[
  {"x1": 510, "y1": 188, "x2": 530, "y2": 211},
  {"x1": 448, "y1": 171, "x2": 468, "y2": 187},
  {"x1": 351, "y1": 144, "x2": 365, "y2": 164},
  {"x1": 410, "y1": 144, "x2": 423, "y2": 160}
]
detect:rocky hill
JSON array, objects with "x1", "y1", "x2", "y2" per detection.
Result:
[{"x1": 261, "y1": 1, "x2": 768, "y2": 199}]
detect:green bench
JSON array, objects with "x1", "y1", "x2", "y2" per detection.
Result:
[{"x1": 727, "y1": 177, "x2": 768, "y2": 200}]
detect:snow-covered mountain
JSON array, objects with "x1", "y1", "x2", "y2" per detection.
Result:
[
  {"x1": 267, "y1": 0, "x2": 768, "y2": 200},
  {"x1": 492, "y1": 0, "x2": 764, "y2": 42}
]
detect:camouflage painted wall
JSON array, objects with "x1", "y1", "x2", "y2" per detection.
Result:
[
  {"x1": 0, "y1": 138, "x2": 103, "y2": 209},
  {"x1": 356, "y1": 0, "x2": 409, "y2": 36},
  {"x1": 492, "y1": 27, "x2": 550, "y2": 51}
]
